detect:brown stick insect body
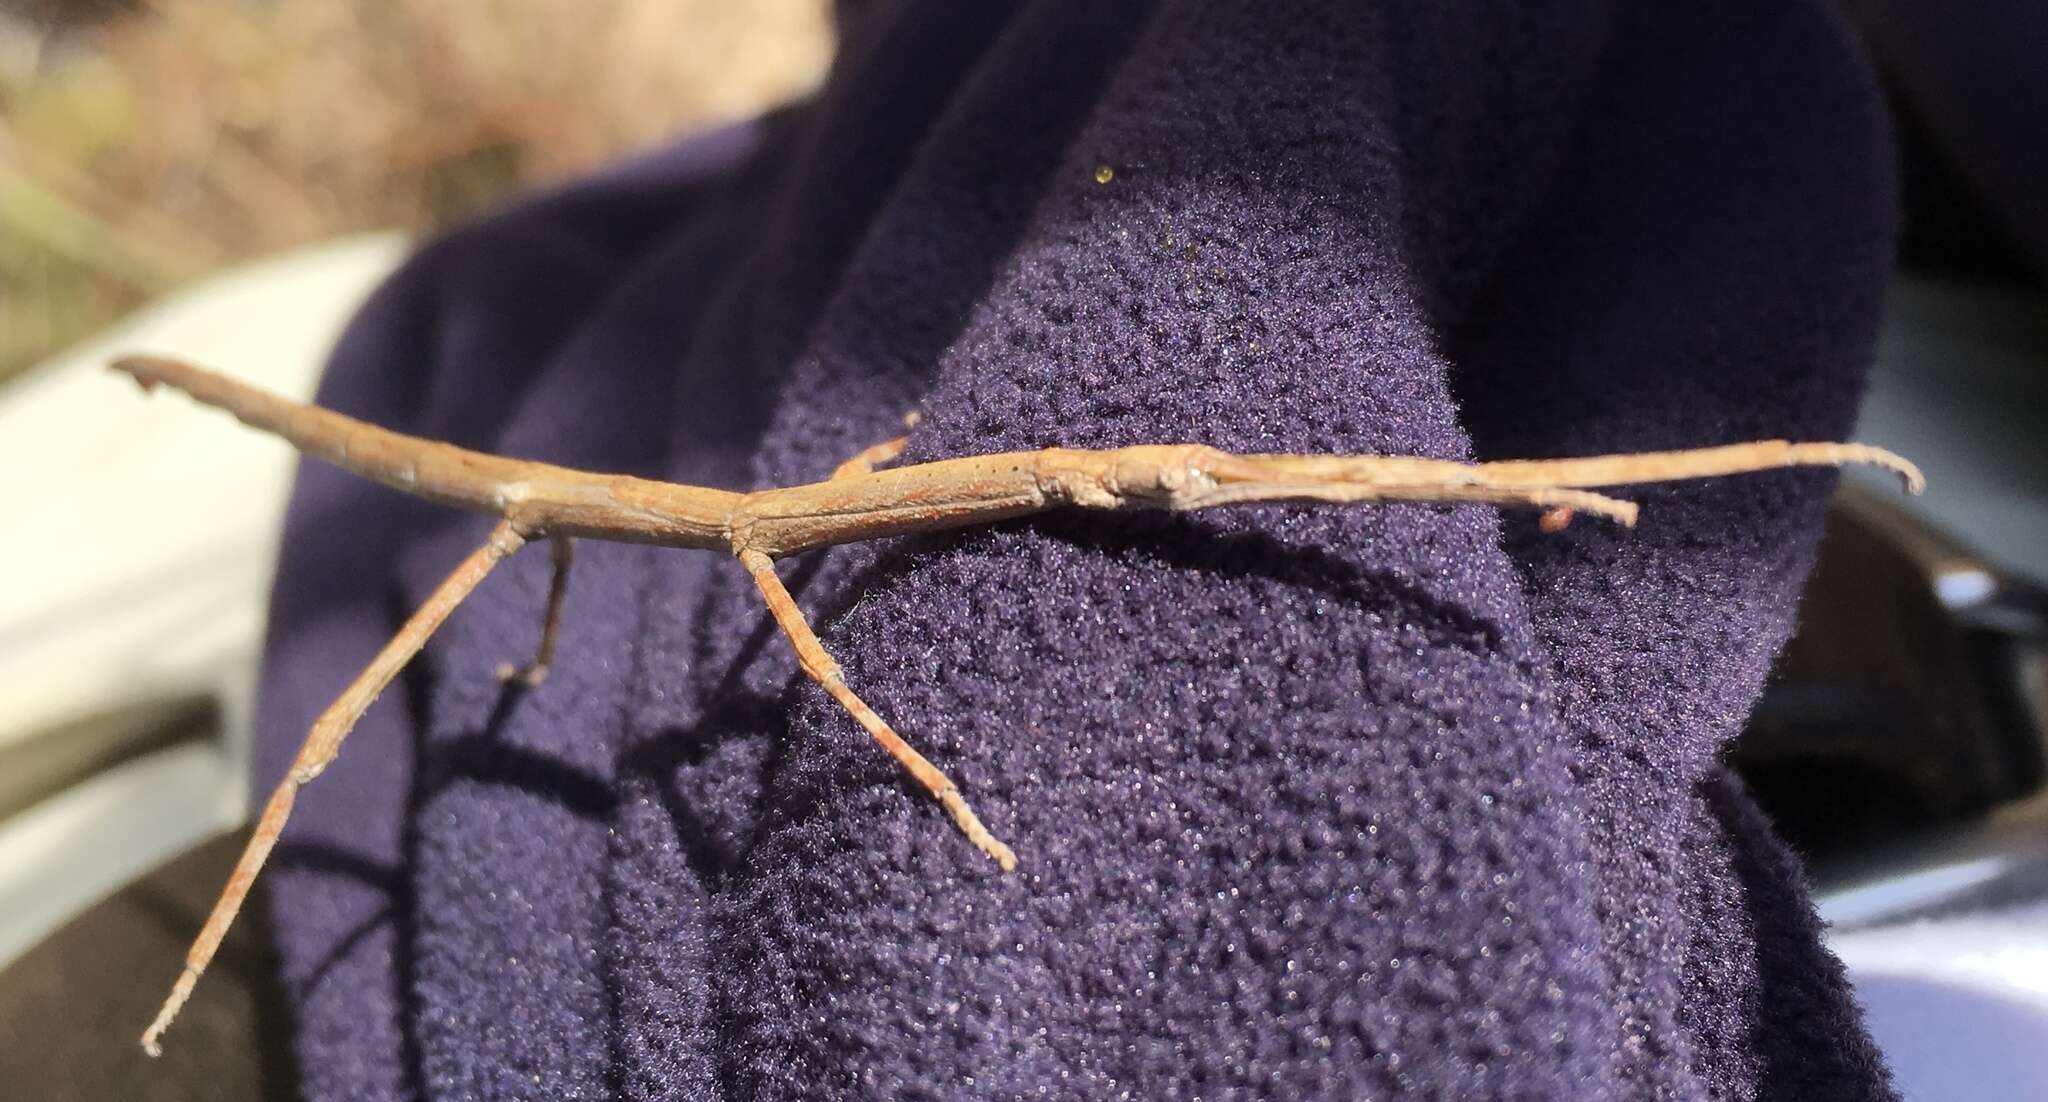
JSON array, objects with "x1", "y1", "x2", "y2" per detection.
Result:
[{"x1": 112, "y1": 353, "x2": 1923, "y2": 1055}]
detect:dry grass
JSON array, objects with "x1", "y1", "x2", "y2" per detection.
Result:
[{"x1": 0, "y1": 0, "x2": 833, "y2": 379}]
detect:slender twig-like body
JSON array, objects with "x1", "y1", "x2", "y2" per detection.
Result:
[{"x1": 111, "y1": 353, "x2": 1922, "y2": 1054}]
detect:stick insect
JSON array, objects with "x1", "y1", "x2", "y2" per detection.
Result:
[{"x1": 111, "y1": 353, "x2": 1923, "y2": 1055}]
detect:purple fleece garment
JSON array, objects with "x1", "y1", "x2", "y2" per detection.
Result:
[{"x1": 255, "y1": 2, "x2": 1899, "y2": 1097}]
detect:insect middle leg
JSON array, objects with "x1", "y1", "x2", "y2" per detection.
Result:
[
  {"x1": 738, "y1": 548, "x2": 1017, "y2": 871},
  {"x1": 497, "y1": 534, "x2": 575, "y2": 686}
]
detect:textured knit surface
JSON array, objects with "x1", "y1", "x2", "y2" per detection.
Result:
[{"x1": 256, "y1": 2, "x2": 1900, "y2": 1097}]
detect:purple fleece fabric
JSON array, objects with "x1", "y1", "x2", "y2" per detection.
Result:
[{"x1": 254, "y1": 2, "x2": 1900, "y2": 1097}]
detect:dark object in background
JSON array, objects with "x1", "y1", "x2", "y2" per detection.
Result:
[
  {"x1": 1738, "y1": 487, "x2": 2048, "y2": 862},
  {"x1": 0, "y1": 697, "x2": 217, "y2": 824},
  {"x1": 1734, "y1": 3, "x2": 2048, "y2": 866},
  {"x1": 0, "y1": 830, "x2": 297, "y2": 1102},
  {"x1": 1890, "y1": 103, "x2": 2044, "y2": 287},
  {"x1": 1840, "y1": 0, "x2": 2048, "y2": 278}
]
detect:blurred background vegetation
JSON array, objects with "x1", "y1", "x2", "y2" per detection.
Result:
[{"x1": 0, "y1": 0, "x2": 832, "y2": 381}]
